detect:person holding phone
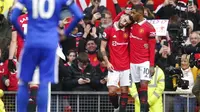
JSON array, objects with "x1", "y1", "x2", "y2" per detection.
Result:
[{"x1": 159, "y1": 40, "x2": 171, "y2": 58}]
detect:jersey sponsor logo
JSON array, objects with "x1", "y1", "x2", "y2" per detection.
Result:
[
  {"x1": 130, "y1": 33, "x2": 142, "y2": 40},
  {"x1": 112, "y1": 41, "x2": 128, "y2": 46}
]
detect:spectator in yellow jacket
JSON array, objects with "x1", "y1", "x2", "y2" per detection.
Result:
[
  {"x1": 0, "y1": 0, "x2": 14, "y2": 16},
  {"x1": 130, "y1": 66, "x2": 165, "y2": 112},
  {"x1": 0, "y1": 89, "x2": 5, "y2": 112}
]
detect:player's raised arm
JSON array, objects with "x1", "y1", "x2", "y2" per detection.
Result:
[
  {"x1": 64, "y1": 0, "x2": 83, "y2": 36},
  {"x1": 9, "y1": 1, "x2": 25, "y2": 39}
]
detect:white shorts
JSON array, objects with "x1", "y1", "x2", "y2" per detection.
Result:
[
  {"x1": 130, "y1": 61, "x2": 151, "y2": 83},
  {"x1": 107, "y1": 69, "x2": 131, "y2": 87},
  {"x1": 29, "y1": 67, "x2": 40, "y2": 85}
]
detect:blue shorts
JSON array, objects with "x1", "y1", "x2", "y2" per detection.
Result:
[{"x1": 18, "y1": 47, "x2": 59, "y2": 84}]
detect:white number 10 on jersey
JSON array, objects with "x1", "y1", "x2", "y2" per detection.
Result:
[{"x1": 32, "y1": 0, "x2": 55, "y2": 19}]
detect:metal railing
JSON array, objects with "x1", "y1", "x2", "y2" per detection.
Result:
[{"x1": 3, "y1": 91, "x2": 195, "y2": 112}]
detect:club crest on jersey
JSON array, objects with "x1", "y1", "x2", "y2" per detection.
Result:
[
  {"x1": 123, "y1": 33, "x2": 128, "y2": 39},
  {"x1": 94, "y1": 57, "x2": 97, "y2": 62},
  {"x1": 113, "y1": 35, "x2": 117, "y2": 38},
  {"x1": 139, "y1": 28, "x2": 144, "y2": 34}
]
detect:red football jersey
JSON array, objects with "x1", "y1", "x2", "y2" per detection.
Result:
[
  {"x1": 129, "y1": 19, "x2": 156, "y2": 66},
  {"x1": 12, "y1": 14, "x2": 28, "y2": 60},
  {"x1": 103, "y1": 22, "x2": 130, "y2": 71},
  {"x1": 88, "y1": 53, "x2": 100, "y2": 67},
  {"x1": 0, "y1": 63, "x2": 6, "y2": 90}
]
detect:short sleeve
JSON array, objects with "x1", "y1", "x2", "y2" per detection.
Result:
[
  {"x1": 148, "y1": 25, "x2": 156, "y2": 38},
  {"x1": 102, "y1": 27, "x2": 111, "y2": 41}
]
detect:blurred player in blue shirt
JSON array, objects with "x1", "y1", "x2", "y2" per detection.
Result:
[{"x1": 9, "y1": 0, "x2": 83, "y2": 112}]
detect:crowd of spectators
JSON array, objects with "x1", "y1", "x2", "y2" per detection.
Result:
[{"x1": 0, "y1": 0, "x2": 200, "y2": 111}]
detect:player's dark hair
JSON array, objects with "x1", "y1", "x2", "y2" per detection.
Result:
[
  {"x1": 77, "y1": 52, "x2": 90, "y2": 63},
  {"x1": 123, "y1": 14, "x2": 134, "y2": 28},
  {"x1": 128, "y1": 14, "x2": 134, "y2": 23},
  {"x1": 133, "y1": 5, "x2": 144, "y2": 15}
]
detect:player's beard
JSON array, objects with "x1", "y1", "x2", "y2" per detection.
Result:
[{"x1": 118, "y1": 22, "x2": 124, "y2": 29}]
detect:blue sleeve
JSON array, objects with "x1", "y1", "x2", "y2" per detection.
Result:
[
  {"x1": 9, "y1": 2, "x2": 25, "y2": 39},
  {"x1": 64, "y1": 2, "x2": 83, "y2": 36}
]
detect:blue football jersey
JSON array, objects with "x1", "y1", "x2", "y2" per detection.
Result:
[{"x1": 11, "y1": 0, "x2": 83, "y2": 49}]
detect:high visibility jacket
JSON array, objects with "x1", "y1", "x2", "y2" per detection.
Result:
[
  {"x1": 0, "y1": 99, "x2": 5, "y2": 112},
  {"x1": 0, "y1": 0, "x2": 14, "y2": 15},
  {"x1": 129, "y1": 66, "x2": 165, "y2": 112}
]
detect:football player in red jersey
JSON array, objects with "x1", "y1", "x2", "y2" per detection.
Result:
[
  {"x1": 129, "y1": 7, "x2": 156, "y2": 112},
  {"x1": 8, "y1": 13, "x2": 39, "y2": 112},
  {"x1": 101, "y1": 13, "x2": 133, "y2": 112}
]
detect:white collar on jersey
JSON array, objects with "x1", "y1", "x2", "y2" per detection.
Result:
[
  {"x1": 114, "y1": 22, "x2": 125, "y2": 31},
  {"x1": 137, "y1": 18, "x2": 147, "y2": 26}
]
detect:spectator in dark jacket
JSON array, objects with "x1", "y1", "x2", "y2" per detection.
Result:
[
  {"x1": 64, "y1": 49, "x2": 77, "y2": 67},
  {"x1": 83, "y1": 0, "x2": 107, "y2": 20},
  {"x1": 62, "y1": 52, "x2": 98, "y2": 91},
  {"x1": 154, "y1": 0, "x2": 178, "y2": 19},
  {"x1": 0, "y1": 14, "x2": 11, "y2": 46},
  {"x1": 155, "y1": 39, "x2": 176, "y2": 112},
  {"x1": 95, "y1": 51, "x2": 108, "y2": 91}
]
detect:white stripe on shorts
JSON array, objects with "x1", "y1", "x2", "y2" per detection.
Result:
[{"x1": 47, "y1": 83, "x2": 51, "y2": 112}]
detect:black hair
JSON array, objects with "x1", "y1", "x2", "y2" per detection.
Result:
[
  {"x1": 66, "y1": 49, "x2": 77, "y2": 56},
  {"x1": 133, "y1": 5, "x2": 144, "y2": 15}
]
